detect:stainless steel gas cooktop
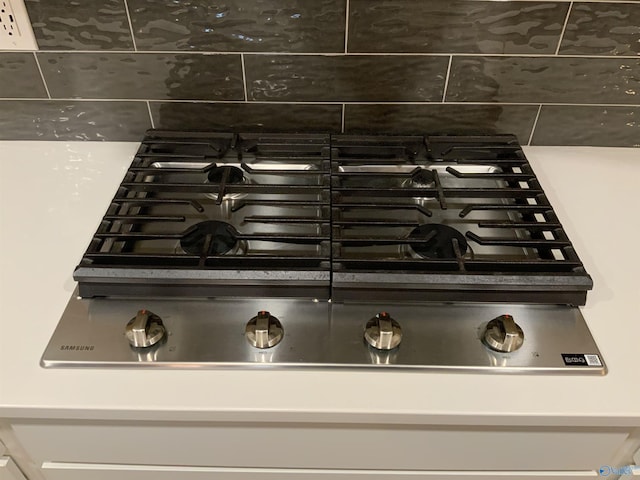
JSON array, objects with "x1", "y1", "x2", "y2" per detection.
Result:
[{"x1": 42, "y1": 131, "x2": 605, "y2": 374}]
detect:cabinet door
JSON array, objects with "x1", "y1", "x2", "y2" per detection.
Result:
[
  {"x1": 620, "y1": 440, "x2": 640, "y2": 478},
  {"x1": 41, "y1": 463, "x2": 601, "y2": 480},
  {"x1": 0, "y1": 457, "x2": 27, "y2": 480},
  {"x1": 11, "y1": 422, "x2": 629, "y2": 471},
  {"x1": 619, "y1": 446, "x2": 640, "y2": 478}
]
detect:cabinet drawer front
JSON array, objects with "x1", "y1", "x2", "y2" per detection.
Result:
[
  {"x1": 41, "y1": 463, "x2": 600, "y2": 480},
  {"x1": 12, "y1": 422, "x2": 627, "y2": 471},
  {"x1": 0, "y1": 456, "x2": 27, "y2": 480}
]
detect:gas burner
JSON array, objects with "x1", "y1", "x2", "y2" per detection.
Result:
[
  {"x1": 408, "y1": 224, "x2": 468, "y2": 259},
  {"x1": 207, "y1": 165, "x2": 244, "y2": 184},
  {"x1": 410, "y1": 168, "x2": 435, "y2": 188},
  {"x1": 401, "y1": 169, "x2": 435, "y2": 200},
  {"x1": 180, "y1": 221, "x2": 239, "y2": 256},
  {"x1": 205, "y1": 165, "x2": 247, "y2": 201}
]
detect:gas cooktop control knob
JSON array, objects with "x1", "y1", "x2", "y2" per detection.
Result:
[
  {"x1": 483, "y1": 314, "x2": 524, "y2": 353},
  {"x1": 125, "y1": 309, "x2": 166, "y2": 348},
  {"x1": 364, "y1": 312, "x2": 402, "y2": 351},
  {"x1": 245, "y1": 311, "x2": 284, "y2": 349}
]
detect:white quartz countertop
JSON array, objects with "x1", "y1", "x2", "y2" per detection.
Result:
[{"x1": 1, "y1": 142, "x2": 639, "y2": 426}]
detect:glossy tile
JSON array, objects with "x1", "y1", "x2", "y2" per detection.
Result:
[
  {"x1": 0, "y1": 53, "x2": 48, "y2": 98},
  {"x1": 24, "y1": 0, "x2": 133, "y2": 50},
  {"x1": 128, "y1": 0, "x2": 346, "y2": 52},
  {"x1": 245, "y1": 55, "x2": 448, "y2": 102},
  {"x1": 344, "y1": 104, "x2": 538, "y2": 144},
  {"x1": 349, "y1": 0, "x2": 569, "y2": 54},
  {"x1": 531, "y1": 105, "x2": 640, "y2": 147},
  {"x1": 0, "y1": 101, "x2": 150, "y2": 140},
  {"x1": 447, "y1": 56, "x2": 640, "y2": 104},
  {"x1": 37, "y1": 53, "x2": 244, "y2": 100},
  {"x1": 560, "y1": 2, "x2": 640, "y2": 56},
  {"x1": 150, "y1": 102, "x2": 342, "y2": 132}
]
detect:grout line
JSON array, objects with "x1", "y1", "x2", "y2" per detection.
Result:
[
  {"x1": 441, "y1": 55, "x2": 453, "y2": 103},
  {"x1": 122, "y1": 0, "x2": 138, "y2": 51},
  {"x1": 528, "y1": 105, "x2": 543, "y2": 146},
  {"x1": 240, "y1": 54, "x2": 249, "y2": 102},
  {"x1": 146, "y1": 101, "x2": 155, "y2": 128},
  {"x1": 344, "y1": 0, "x2": 350, "y2": 54},
  {"x1": 341, "y1": 104, "x2": 346, "y2": 133},
  {"x1": 32, "y1": 53, "x2": 51, "y2": 99},
  {"x1": 555, "y1": 1, "x2": 573, "y2": 55},
  {"x1": 424, "y1": 0, "x2": 638, "y2": 3},
  {"x1": 10, "y1": 50, "x2": 640, "y2": 60},
  {"x1": 1, "y1": 98, "x2": 640, "y2": 108}
]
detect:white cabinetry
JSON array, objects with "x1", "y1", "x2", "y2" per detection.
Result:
[
  {"x1": 8, "y1": 421, "x2": 632, "y2": 480},
  {"x1": 0, "y1": 457, "x2": 27, "y2": 480},
  {"x1": 39, "y1": 463, "x2": 601, "y2": 480},
  {"x1": 619, "y1": 447, "x2": 640, "y2": 478},
  {"x1": 0, "y1": 436, "x2": 28, "y2": 480},
  {"x1": 0, "y1": 439, "x2": 26, "y2": 480}
]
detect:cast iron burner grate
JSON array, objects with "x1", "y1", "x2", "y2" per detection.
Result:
[
  {"x1": 330, "y1": 134, "x2": 592, "y2": 304},
  {"x1": 74, "y1": 130, "x2": 592, "y2": 304},
  {"x1": 75, "y1": 131, "x2": 332, "y2": 299}
]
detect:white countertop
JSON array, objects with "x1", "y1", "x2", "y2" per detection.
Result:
[{"x1": 1, "y1": 142, "x2": 639, "y2": 426}]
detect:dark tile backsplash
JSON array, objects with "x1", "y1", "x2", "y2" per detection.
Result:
[
  {"x1": 344, "y1": 104, "x2": 539, "y2": 144},
  {"x1": 0, "y1": 100, "x2": 150, "y2": 140},
  {"x1": 560, "y1": 3, "x2": 640, "y2": 56},
  {"x1": 349, "y1": 0, "x2": 569, "y2": 54},
  {"x1": 245, "y1": 55, "x2": 448, "y2": 101},
  {"x1": 24, "y1": 0, "x2": 134, "y2": 51},
  {"x1": 531, "y1": 105, "x2": 640, "y2": 147},
  {"x1": 38, "y1": 53, "x2": 244, "y2": 100},
  {"x1": 0, "y1": 53, "x2": 48, "y2": 98},
  {"x1": 447, "y1": 56, "x2": 640, "y2": 104},
  {"x1": 151, "y1": 102, "x2": 342, "y2": 132},
  {"x1": 127, "y1": 0, "x2": 346, "y2": 53},
  {"x1": 4, "y1": 0, "x2": 640, "y2": 146}
]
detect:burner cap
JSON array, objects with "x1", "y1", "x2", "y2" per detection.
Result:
[
  {"x1": 408, "y1": 224, "x2": 468, "y2": 259},
  {"x1": 180, "y1": 221, "x2": 239, "y2": 256},
  {"x1": 207, "y1": 165, "x2": 244, "y2": 184},
  {"x1": 411, "y1": 168, "x2": 435, "y2": 187}
]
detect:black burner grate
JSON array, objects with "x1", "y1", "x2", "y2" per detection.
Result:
[
  {"x1": 330, "y1": 135, "x2": 592, "y2": 304},
  {"x1": 74, "y1": 130, "x2": 592, "y2": 304},
  {"x1": 75, "y1": 131, "x2": 332, "y2": 298}
]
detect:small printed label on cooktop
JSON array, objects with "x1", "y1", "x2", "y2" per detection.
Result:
[
  {"x1": 60, "y1": 345, "x2": 95, "y2": 351},
  {"x1": 562, "y1": 353, "x2": 602, "y2": 366}
]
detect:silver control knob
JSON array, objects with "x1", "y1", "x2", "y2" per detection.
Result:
[
  {"x1": 364, "y1": 312, "x2": 402, "y2": 350},
  {"x1": 125, "y1": 309, "x2": 166, "y2": 348},
  {"x1": 483, "y1": 314, "x2": 524, "y2": 353},
  {"x1": 245, "y1": 311, "x2": 284, "y2": 349}
]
